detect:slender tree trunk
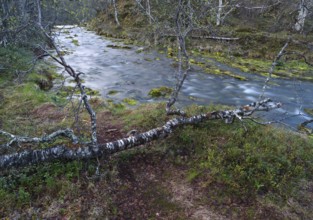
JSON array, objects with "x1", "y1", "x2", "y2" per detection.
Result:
[
  {"x1": 36, "y1": 0, "x2": 42, "y2": 27},
  {"x1": 294, "y1": 0, "x2": 308, "y2": 32},
  {"x1": 1, "y1": 0, "x2": 10, "y2": 46},
  {"x1": 112, "y1": 0, "x2": 120, "y2": 26},
  {"x1": 216, "y1": 0, "x2": 223, "y2": 26},
  {"x1": 146, "y1": 0, "x2": 152, "y2": 24}
]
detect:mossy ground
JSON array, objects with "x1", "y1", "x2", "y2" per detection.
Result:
[
  {"x1": 0, "y1": 47, "x2": 312, "y2": 217},
  {"x1": 1, "y1": 101, "x2": 312, "y2": 219},
  {"x1": 0, "y1": 48, "x2": 312, "y2": 217}
]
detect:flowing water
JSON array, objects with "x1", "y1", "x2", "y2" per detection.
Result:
[{"x1": 54, "y1": 26, "x2": 313, "y2": 130}]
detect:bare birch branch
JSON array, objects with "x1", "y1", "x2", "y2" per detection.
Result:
[
  {"x1": 0, "y1": 129, "x2": 78, "y2": 149},
  {"x1": 259, "y1": 39, "x2": 290, "y2": 100},
  {"x1": 166, "y1": 0, "x2": 193, "y2": 116},
  {"x1": 38, "y1": 25, "x2": 98, "y2": 146}
]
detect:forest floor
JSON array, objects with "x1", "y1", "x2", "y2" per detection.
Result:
[{"x1": 1, "y1": 94, "x2": 313, "y2": 218}]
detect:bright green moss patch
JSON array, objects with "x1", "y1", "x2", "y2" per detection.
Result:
[
  {"x1": 148, "y1": 86, "x2": 173, "y2": 98},
  {"x1": 108, "y1": 90, "x2": 119, "y2": 95},
  {"x1": 122, "y1": 98, "x2": 137, "y2": 106},
  {"x1": 71, "y1": 39, "x2": 80, "y2": 46}
]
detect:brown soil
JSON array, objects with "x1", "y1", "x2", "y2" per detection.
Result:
[
  {"x1": 31, "y1": 103, "x2": 65, "y2": 122},
  {"x1": 106, "y1": 151, "x2": 227, "y2": 220},
  {"x1": 96, "y1": 111, "x2": 126, "y2": 143}
]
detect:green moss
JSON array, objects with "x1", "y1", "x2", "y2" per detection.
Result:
[
  {"x1": 71, "y1": 39, "x2": 80, "y2": 46},
  {"x1": 62, "y1": 30, "x2": 71, "y2": 34},
  {"x1": 167, "y1": 47, "x2": 174, "y2": 57},
  {"x1": 85, "y1": 87, "x2": 100, "y2": 96},
  {"x1": 144, "y1": 58, "x2": 153, "y2": 62},
  {"x1": 106, "y1": 99, "x2": 126, "y2": 112},
  {"x1": 201, "y1": 51, "x2": 313, "y2": 80},
  {"x1": 108, "y1": 90, "x2": 119, "y2": 95},
  {"x1": 304, "y1": 108, "x2": 313, "y2": 116},
  {"x1": 122, "y1": 98, "x2": 137, "y2": 106},
  {"x1": 107, "y1": 44, "x2": 132, "y2": 49},
  {"x1": 148, "y1": 86, "x2": 173, "y2": 98}
]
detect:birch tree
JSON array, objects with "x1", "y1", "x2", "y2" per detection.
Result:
[
  {"x1": 216, "y1": 0, "x2": 222, "y2": 26},
  {"x1": 294, "y1": 0, "x2": 309, "y2": 32},
  {"x1": 112, "y1": 0, "x2": 120, "y2": 26}
]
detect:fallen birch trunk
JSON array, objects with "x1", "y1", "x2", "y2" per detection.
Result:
[{"x1": 0, "y1": 99, "x2": 281, "y2": 169}]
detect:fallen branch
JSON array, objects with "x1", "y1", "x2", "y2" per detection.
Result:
[
  {"x1": 38, "y1": 25, "x2": 98, "y2": 146},
  {"x1": 190, "y1": 35, "x2": 239, "y2": 41},
  {"x1": 0, "y1": 99, "x2": 281, "y2": 169},
  {"x1": 299, "y1": 119, "x2": 313, "y2": 134},
  {"x1": 161, "y1": 33, "x2": 239, "y2": 41},
  {"x1": 0, "y1": 129, "x2": 79, "y2": 149}
]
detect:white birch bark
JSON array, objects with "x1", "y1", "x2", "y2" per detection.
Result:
[
  {"x1": 112, "y1": 0, "x2": 120, "y2": 26},
  {"x1": 216, "y1": 0, "x2": 223, "y2": 26},
  {"x1": 295, "y1": 0, "x2": 308, "y2": 32}
]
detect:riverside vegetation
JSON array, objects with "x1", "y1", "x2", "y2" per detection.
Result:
[
  {"x1": 1, "y1": 43, "x2": 313, "y2": 219},
  {"x1": 1, "y1": 0, "x2": 313, "y2": 219}
]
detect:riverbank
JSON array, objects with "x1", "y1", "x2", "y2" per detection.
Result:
[
  {"x1": 0, "y1": 46, "x2": 312, "y2": 219},
  {"x1": 0, "y1": 29, "x2": 312, "y2": 219},
  {"x1": 87, "y1": 1, "x2": 313, "y2": 82},
  {"x1": 50, "y1": 26, "x2": 313, "y2": 130}
]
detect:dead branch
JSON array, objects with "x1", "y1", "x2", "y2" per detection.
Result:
[
  {"x1": 38, "y1": 25, "x2": 98, "y2": 146},
  {"x1": 0, "y1": 129, "x2": 78, "y2": 149},
  {"x1": 284, "y1": 51, "x2": 313, "y2": 67},
  {"x1": 0, "y1": 99, "x2": 281, "y2": 169},
  {"x1": 190, "y1": 35, "x2": 239, "y2": 41},
  {"x1": 300, "y1": 119, "x2": 313, "y2": 128},
  {"x1": 135, "y1": 0, "x2": 155, "y2": 23},
  {"x1": 259, "y1": 39, "x2": 290, "y2": 100},
  {"x1": 166, "y1": 0, "x2": 193, "y2": 116}
]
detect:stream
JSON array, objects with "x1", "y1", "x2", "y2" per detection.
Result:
[{"x1": 54, "y1": 26, "x2": 313, "y2": 130}]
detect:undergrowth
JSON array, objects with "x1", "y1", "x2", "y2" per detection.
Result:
[{"x1": 0, "y1": 103, "x2": 312, "y2": 218}]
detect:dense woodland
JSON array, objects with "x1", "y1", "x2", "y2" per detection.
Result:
[{"x1": 0, "y1": 0, "x2": 313, "y2": 219}]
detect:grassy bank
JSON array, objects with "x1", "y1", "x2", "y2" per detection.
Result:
[
  {"x1": 0, "y1": 21, "x2": 312, "y2": 218},
  {"x1": 0, "y1": 100, "x2": 312, "y2": 218}
]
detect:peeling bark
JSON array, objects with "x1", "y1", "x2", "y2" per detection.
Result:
[
  {"x1": 0, "y1": 99, "x2": 281, "y2": 169},
  {"x1": 0, "y1": 129, "x2": 78, "y2": 149},
  {"x1": 295, "y1": 0, "x2": 308, "y2": 32},
  {"x1": 216, "y1": 0, "x2": 223, "y2": 26}
]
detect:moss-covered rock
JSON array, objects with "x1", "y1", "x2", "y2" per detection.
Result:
[
  {"x1": 122, "y1": 98, "x2": 137, "y2": 106},
  {"x1": 71, "y1": 39, "x2": 79, "y2": 46},
  {"x1": 148, "y1": 87, "x2": 173, "y2": 98},
  {"x1": 108, "y1": 90, "x2": 119, "y2": 95}
]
